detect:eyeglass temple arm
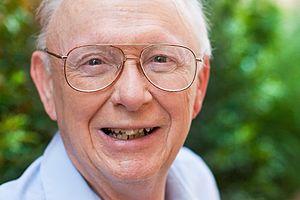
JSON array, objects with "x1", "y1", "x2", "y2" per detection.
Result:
[{"x1": 39, "y1": 48, "x2": 67, "y2": 60}]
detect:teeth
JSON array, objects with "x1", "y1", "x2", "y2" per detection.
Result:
[
  {"x1": 125, "y1": 130, "x2": 138, "y2": 136},
  {"x1": 145, "y1": 128, "x2": 151, "y2": 132},
  {"x1": 121, "y1": 134, "x2": 128, "y2": 140},
  {"x1": 110, "y1": 128, "x2": 153, "y2": 136},
  {"x1": 117, "y1": 134, "x2": 122, "y2": 140},
  {"x1": 104, "y1": 128, "x2": 154, "y2": 140},
  {"x1": 129, "y1": 135, "x2": 134, "y2": 140},
  {"x1": 138, "y1": 129, "x2": 144, "y2": 133}
]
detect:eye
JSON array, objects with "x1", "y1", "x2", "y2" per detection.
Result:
[
  {"x1": 153, "y1": 55, "x2": 169, "y2": 63},
  {"x1": 87, "y1": 58, "x2": 103, "y2": 66}
]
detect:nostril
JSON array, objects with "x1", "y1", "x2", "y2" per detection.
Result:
[{"x1": 111, "y1": 87, "x2": 152, "y2": 112}]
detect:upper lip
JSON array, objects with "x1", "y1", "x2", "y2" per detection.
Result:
[
  {"x1": 102, "y1": 127, "x2": 155, "y2": 130},
  {"x1": 94, "y1": 119, "x2": 164, "y2": 132},
  {"x1": 101, "y1": 127, "x2": 157, "y2": 132},
  {"x1": 97, "y1": 123, "x2": 161, "y2": 130}
]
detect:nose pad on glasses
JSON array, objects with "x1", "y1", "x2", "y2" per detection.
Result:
[{"x1": 111, "y1": 59, "x2": 152, "y2": 112}]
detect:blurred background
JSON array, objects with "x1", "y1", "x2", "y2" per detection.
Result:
[{"x1": 0, "y1": 0, "x2": 299, "y2": 199}]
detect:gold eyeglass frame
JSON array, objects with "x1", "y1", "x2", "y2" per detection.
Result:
[{"x1": 41, "y1": 44, "x2": 204, "y2": 93}]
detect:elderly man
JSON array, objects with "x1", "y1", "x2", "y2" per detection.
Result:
[{"x1": 0, "y1": 0, "x2": 219, "y2": 199}]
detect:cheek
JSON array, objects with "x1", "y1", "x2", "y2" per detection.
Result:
[
  {"x1": 58, "y1": 94, "x2": 106, "y2": 128},
  {"x1": 169, "y1": 89, "x2": 195, "y2": 122},
  {"x1": 51, "y1": 65, "x2": 104, "y2": 125},
  {"x1": 55, "y1": 90, "x2": 112, "y2": 170},
  {"x1": 179, "y1": 94, "x2": 194, "y2": 133},
  {"x1": 162, "y1": 88, "x2": 196, "y2": 140},
  {"x1": 52, "y1": 76, "x2": 110, "y2": 145}
]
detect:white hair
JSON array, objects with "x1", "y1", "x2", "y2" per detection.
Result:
[
  {"x1": 171, "y1": 0, "x2": 211, "y2": 56},
  {"x1": 36, "y1": 0, "x2": 211, "y2": 69}
]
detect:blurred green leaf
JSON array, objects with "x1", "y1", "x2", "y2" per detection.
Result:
[{"x1": 186, "y1": 0, "x2": 300, "y2": 199}]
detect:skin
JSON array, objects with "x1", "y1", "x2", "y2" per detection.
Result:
[{"x1": 30, "y1": 0, "x2": 210, "y2": 199}]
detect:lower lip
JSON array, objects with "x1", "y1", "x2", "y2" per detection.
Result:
[{"x1": 96, "y1": 128, "x2": 163, "y2": 151}]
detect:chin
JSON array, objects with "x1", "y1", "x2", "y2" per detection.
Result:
[{"x1": 97, "y1": 150, "x2": 170, "y2": 183}]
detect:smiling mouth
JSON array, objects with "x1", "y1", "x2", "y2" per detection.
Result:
[{"x1": 102, "y1": 128, "x2": 156, "y2": 140}]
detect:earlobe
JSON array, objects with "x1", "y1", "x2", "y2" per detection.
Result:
[
  {"x1": 30, "y1": 51, "x2": 57, "y2": 120},
  {"x1": 192, "y1": 56, "x2": 210, "y2": 119}
]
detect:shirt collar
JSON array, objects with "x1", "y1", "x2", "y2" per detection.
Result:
[
  {"x1": 40, "y1": 133, "x2": 100, "y2": 200},
  {"x1": 165, "y1": 155, "x2": 199, "y2": 200}
]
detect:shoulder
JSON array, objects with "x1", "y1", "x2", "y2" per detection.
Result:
[
  {"x1": 170, "y1": 147, "x2": 220, "y2": 199},
  {"x1": 0, "y1": 157, "x2": 45, "y2": 200},
  {"x1": 175, "y1": 147, "x2": 214, "y2": 176}
]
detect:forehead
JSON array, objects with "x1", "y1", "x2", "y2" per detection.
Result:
[{"x1": 48, "y1": 0, "x2": 194, "y2": 51}]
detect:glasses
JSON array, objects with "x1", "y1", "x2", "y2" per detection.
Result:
[{"x1": 42, "y1": 44, "x2": 203, "y2": 92}]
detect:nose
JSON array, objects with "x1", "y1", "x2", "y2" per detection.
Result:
[{"x1": 111, "y1": 59, "x2": 152, "y2": 112}]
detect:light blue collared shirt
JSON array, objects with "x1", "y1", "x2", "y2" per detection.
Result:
[{"x1": 0, "y1": 133, "x2": 220, "y2": 200}]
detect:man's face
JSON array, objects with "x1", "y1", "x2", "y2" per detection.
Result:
[{"x1": 33, "y1": 0, "x2": 209, "y2": 185}]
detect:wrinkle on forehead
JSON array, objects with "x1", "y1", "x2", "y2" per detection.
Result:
[
  {"x1": 47, "y1": 0, "x2": 195, "y2": 53},
  {"x1": 62, "y1": 0, "x2": 180, "y2": 25}
]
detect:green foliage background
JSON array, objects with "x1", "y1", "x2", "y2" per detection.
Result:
[{"x1": 0, "y1": 0, "x2": 299, "y2": 199}]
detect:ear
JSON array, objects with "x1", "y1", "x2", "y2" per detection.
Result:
[
  {"x1": 31, "y1": 51, "x2": 57, "y2": 121},
  {"x1": 192, "y1": 56, "x2": 210, "y2": 119}
]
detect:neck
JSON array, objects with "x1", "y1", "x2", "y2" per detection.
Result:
[{"x1": 89, "y1": 171, "x2": 168, "y2": 200}]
